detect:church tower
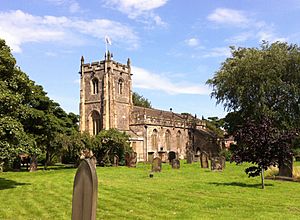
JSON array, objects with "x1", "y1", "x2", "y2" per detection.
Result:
[{"x1": 79, "y1": 51, "x2": 133, "y2": 135}]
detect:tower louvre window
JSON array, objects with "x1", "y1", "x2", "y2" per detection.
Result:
[
  {"x1": 92, "y1": 78, "x2": 99, "y2": 94},
  {"x1": 118, "y1": 78, "x2": 124, "y2": 95}
]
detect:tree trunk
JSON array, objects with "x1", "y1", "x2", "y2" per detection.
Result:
[
  {"x1": 261, "y1": 167, "x2": 265, "y2": 189},
  {"x1": 45, "y1": 151, "x2": 50, "y2": 170},
  {"x1": 29, "y1": 155, "x2": 37, "y2": 172}
]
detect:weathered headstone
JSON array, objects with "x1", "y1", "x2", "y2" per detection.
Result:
[
  {"x1": 29, "y1": 155, "x2": 37, "y2": 172},
  {"x1": 220, "y1": 156, "x2": 226, "y2": 169},
  {"x1": 171, "y1": 159, "x2": 180, "y2": 169},
  {"x1": 279, "y1": 155, "x2": 293, "y2": 178},
  {"x1": 148, "y1": 152, "x2": 155, "y2": 163},
  {"x1": 152, "y1": 157, "x2": 162, "y2": 172},
  {"x1": 158, "y1": 151, "x2": 167, "y2": 162},
  {"x1": 186, "y1": 150, "x2": 193, "y2": 164},
  {"x1": 113, "y1": 155, "x2": 119, "y2": 167},
  {"x1": 168, "y1": 151, "x2": 176, "y2": 164},
  {"x1": 200, "y1": 152, "x2": 209, "y2": 168},
  {"x1": 211, "y1": 156, "x2": 224, "y2": 171},
  {"x1": 72, "y1": 158, "x2": 98, "y2": 220},
  {"x1": 125, "y1": 152, "x2": 137, "y2": 168},
  {"x1": 194, "y1": 154, "x2": 200, "y2": 162}
]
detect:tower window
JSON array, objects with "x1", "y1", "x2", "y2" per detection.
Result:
[
  {"x1": 92, "y1": 78, "x2": 99, "y2": 94},
  {"x1": 118, "y1": 78, "x2": 124, "y2": 95}
]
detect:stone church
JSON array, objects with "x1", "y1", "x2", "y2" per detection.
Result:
[{"x1": 79, "y1": 52, "x2": 220, "y2": 162}]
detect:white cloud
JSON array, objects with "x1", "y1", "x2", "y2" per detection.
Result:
[
  {"x1": 132, "y1": 66, "x2": 209, "y2": 95},
  {"x1": 203, "y1": 47, "x2": 231, "y2": 58},
  {"x1": 0, "y1": 10, "x2": 139, "y2": 53},
  {"x1": 103, "y1": 0, "x2": 168, "y2": 26},
  {"x1": 226, "y1": 32, "x2": 253, "y2": 43},
  {"x1": 185, "y1": 38, "x2": 199, "y2": 47},
  {"x1": 208, "y1": 8, "x2": 286, "y2": 44},
  {"x1": 226, "y1": 25, "x2": 287, "y2": 44},
  {"x1": 46, "y1": 0, "x2": 81, "y2": 13},
  {"x1": 69, "y1": 2, "x2": 80, "y2": 13},
  {"x1": 256, "y1": 28, "x2": 288, "y2": 43},
  {"x1": 207, "y1": 8, "x2": 250, "y2": 27},
  {"x1": 45, "y1": 51, "x2": 57, "y2": 57}
]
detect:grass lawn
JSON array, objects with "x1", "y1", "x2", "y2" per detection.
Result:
[{"x1": 1, "y1": 162, "x2": 300, "y2": 220}]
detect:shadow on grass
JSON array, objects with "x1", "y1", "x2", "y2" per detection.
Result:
[
  {"x1": 37, "y1": 164, "x2": 76, "y2": 171},
  {"x1": 0, "y1": 178, "x2": 31, "y2": 190},
  {"x1": 208, "y1": 181, "x2": 274, "y2": 188}
]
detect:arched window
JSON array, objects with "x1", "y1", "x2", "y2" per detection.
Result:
[
  {"x1": 90, "y1": 111, "x2": 101, "y2": 135},
  {"x1": 176, "y1": 130, "x2": 182, "y2": 151},
  {"x1": 118, "y1": 78, "x2": 124, "y2": 95},
  {"x1": 92, "y1": 78, "x2": 99, "y2": 94},
  {"x1": 151, "y1": 129, "x2": 158, "y2": 151},
  {"x1": 165, "y1": 129, "x2": 171, "y2": 151}
]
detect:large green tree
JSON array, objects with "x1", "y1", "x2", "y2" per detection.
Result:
[
  {"x1": 0, "y1": 39, "x2": 77, "y2": 170},
  {"x1": 207, "y1": 42, "x2": 300, "y2": 186}
]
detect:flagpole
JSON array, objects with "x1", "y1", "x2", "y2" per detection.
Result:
[
  {"x1": 105, "y1": 40, "x2": 108, "y2": 56},
  {"x1": 104, "y1": 36, "x2": 111, "y2": 58}
]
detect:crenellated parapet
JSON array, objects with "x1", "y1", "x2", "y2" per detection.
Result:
[
  {"x1": 81, "y1": 61, "x2": 130, "y2": 73},
  {"x1": 130, "y1": 106, "x2": 206, "y2": 130}
]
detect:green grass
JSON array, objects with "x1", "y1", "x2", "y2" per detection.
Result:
[{"x1": 1, "y1": 162, "x2": 300, "y2": 220}]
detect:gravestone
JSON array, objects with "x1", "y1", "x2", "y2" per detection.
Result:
[
  {"x1": 279, "y1": 155, "x2": 293, "y2": 178},
  {"x1": 210, "y1": 156, "x2": 224, "y2": 171},
  {"x1": 148, "y1": 152, "x2": 154, "y2": 163},
  {"x1": 158, "y1": 151, "x2": 167, "y2": 162},
  {"x1": 186, "y1": 150, "x2": 193, "y2": 164},
  {"x1": 220, "y1": 156, "x2": 226, "y2": 169},
  {"x1": 125, "y1": 152, "x2": 137, "y2": 168},
  {"x1": 168, "y1": 151, "x2": 176, "y2": 164},
  {"x1": 29, "y1": 155, "x2": 37, "y2": 172},
  {"x1": 152, "y1": 157, "x2": 162, "y2": 172},
  {"x1": 72, "y1": 158, "x2": 98, "y2": 220},
  {"x1": 113, "y1": 155, "x2": 119, "y2": 167},
  {"x1": 171, "y1": 159, "x2": 180, "y2": 169},
  {"x1": 200, "y1": 152, "x2": 209, "y2": 168}
]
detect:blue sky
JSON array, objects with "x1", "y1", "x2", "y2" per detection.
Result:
[{"x1": 1, "y1": 0, "x2": 300, "y2": 118}]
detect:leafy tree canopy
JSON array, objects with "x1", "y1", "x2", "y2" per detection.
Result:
[
  {"x1": 92, "y1": 129, "x2": 131, "y2": 166},
  {"x1": 132, "y1": 92, "x2": 152, "y2": 108},
  {"x1": 208, "y1": 41, "x2": 300, "y2": 129},
  {"x1": 207, "y1": 41, "x2": 300, "y2": 185},
  {"x1": 0, "y1": 39, "x2": 78, "y2": 169}
]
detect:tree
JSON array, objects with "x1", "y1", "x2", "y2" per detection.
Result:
[
  {"x1": 230, "y1": 116, "x2": 295, "y2": 188},
  {"x1": 205, "y1": 117, "x2": 225, "y2": 138},
  {"x1": 132, "y1": 92, "x2": 152, "y2": 108},
  {"x1": 0, "y1": 39, "x2": 77, "y2": 170},
  {"x1": 207, "y1": 42, "x2": 300, "y2": 187},
  {"x1": 0, "y1": 39, "x2": 39, "y2": 169},
  {"x1": 92, "y1": 129, "x2": 131, "y2": 166}
]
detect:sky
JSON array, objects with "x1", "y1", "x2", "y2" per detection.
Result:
[{"x1": 1, "y1": 0, "x2": 300, "y2": 119}]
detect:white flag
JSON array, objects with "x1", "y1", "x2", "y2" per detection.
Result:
[{"x1": 105, "y1": 36, "x2": 112, "y2": 45}]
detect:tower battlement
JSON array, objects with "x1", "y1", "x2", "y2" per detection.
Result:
[{"x1": 81, "y1": 60, "x2": 130, "y2": 73}]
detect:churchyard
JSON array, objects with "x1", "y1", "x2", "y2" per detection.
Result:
[{"x1": 1, "y1": 161, "x2": 300, "y2": 219}]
